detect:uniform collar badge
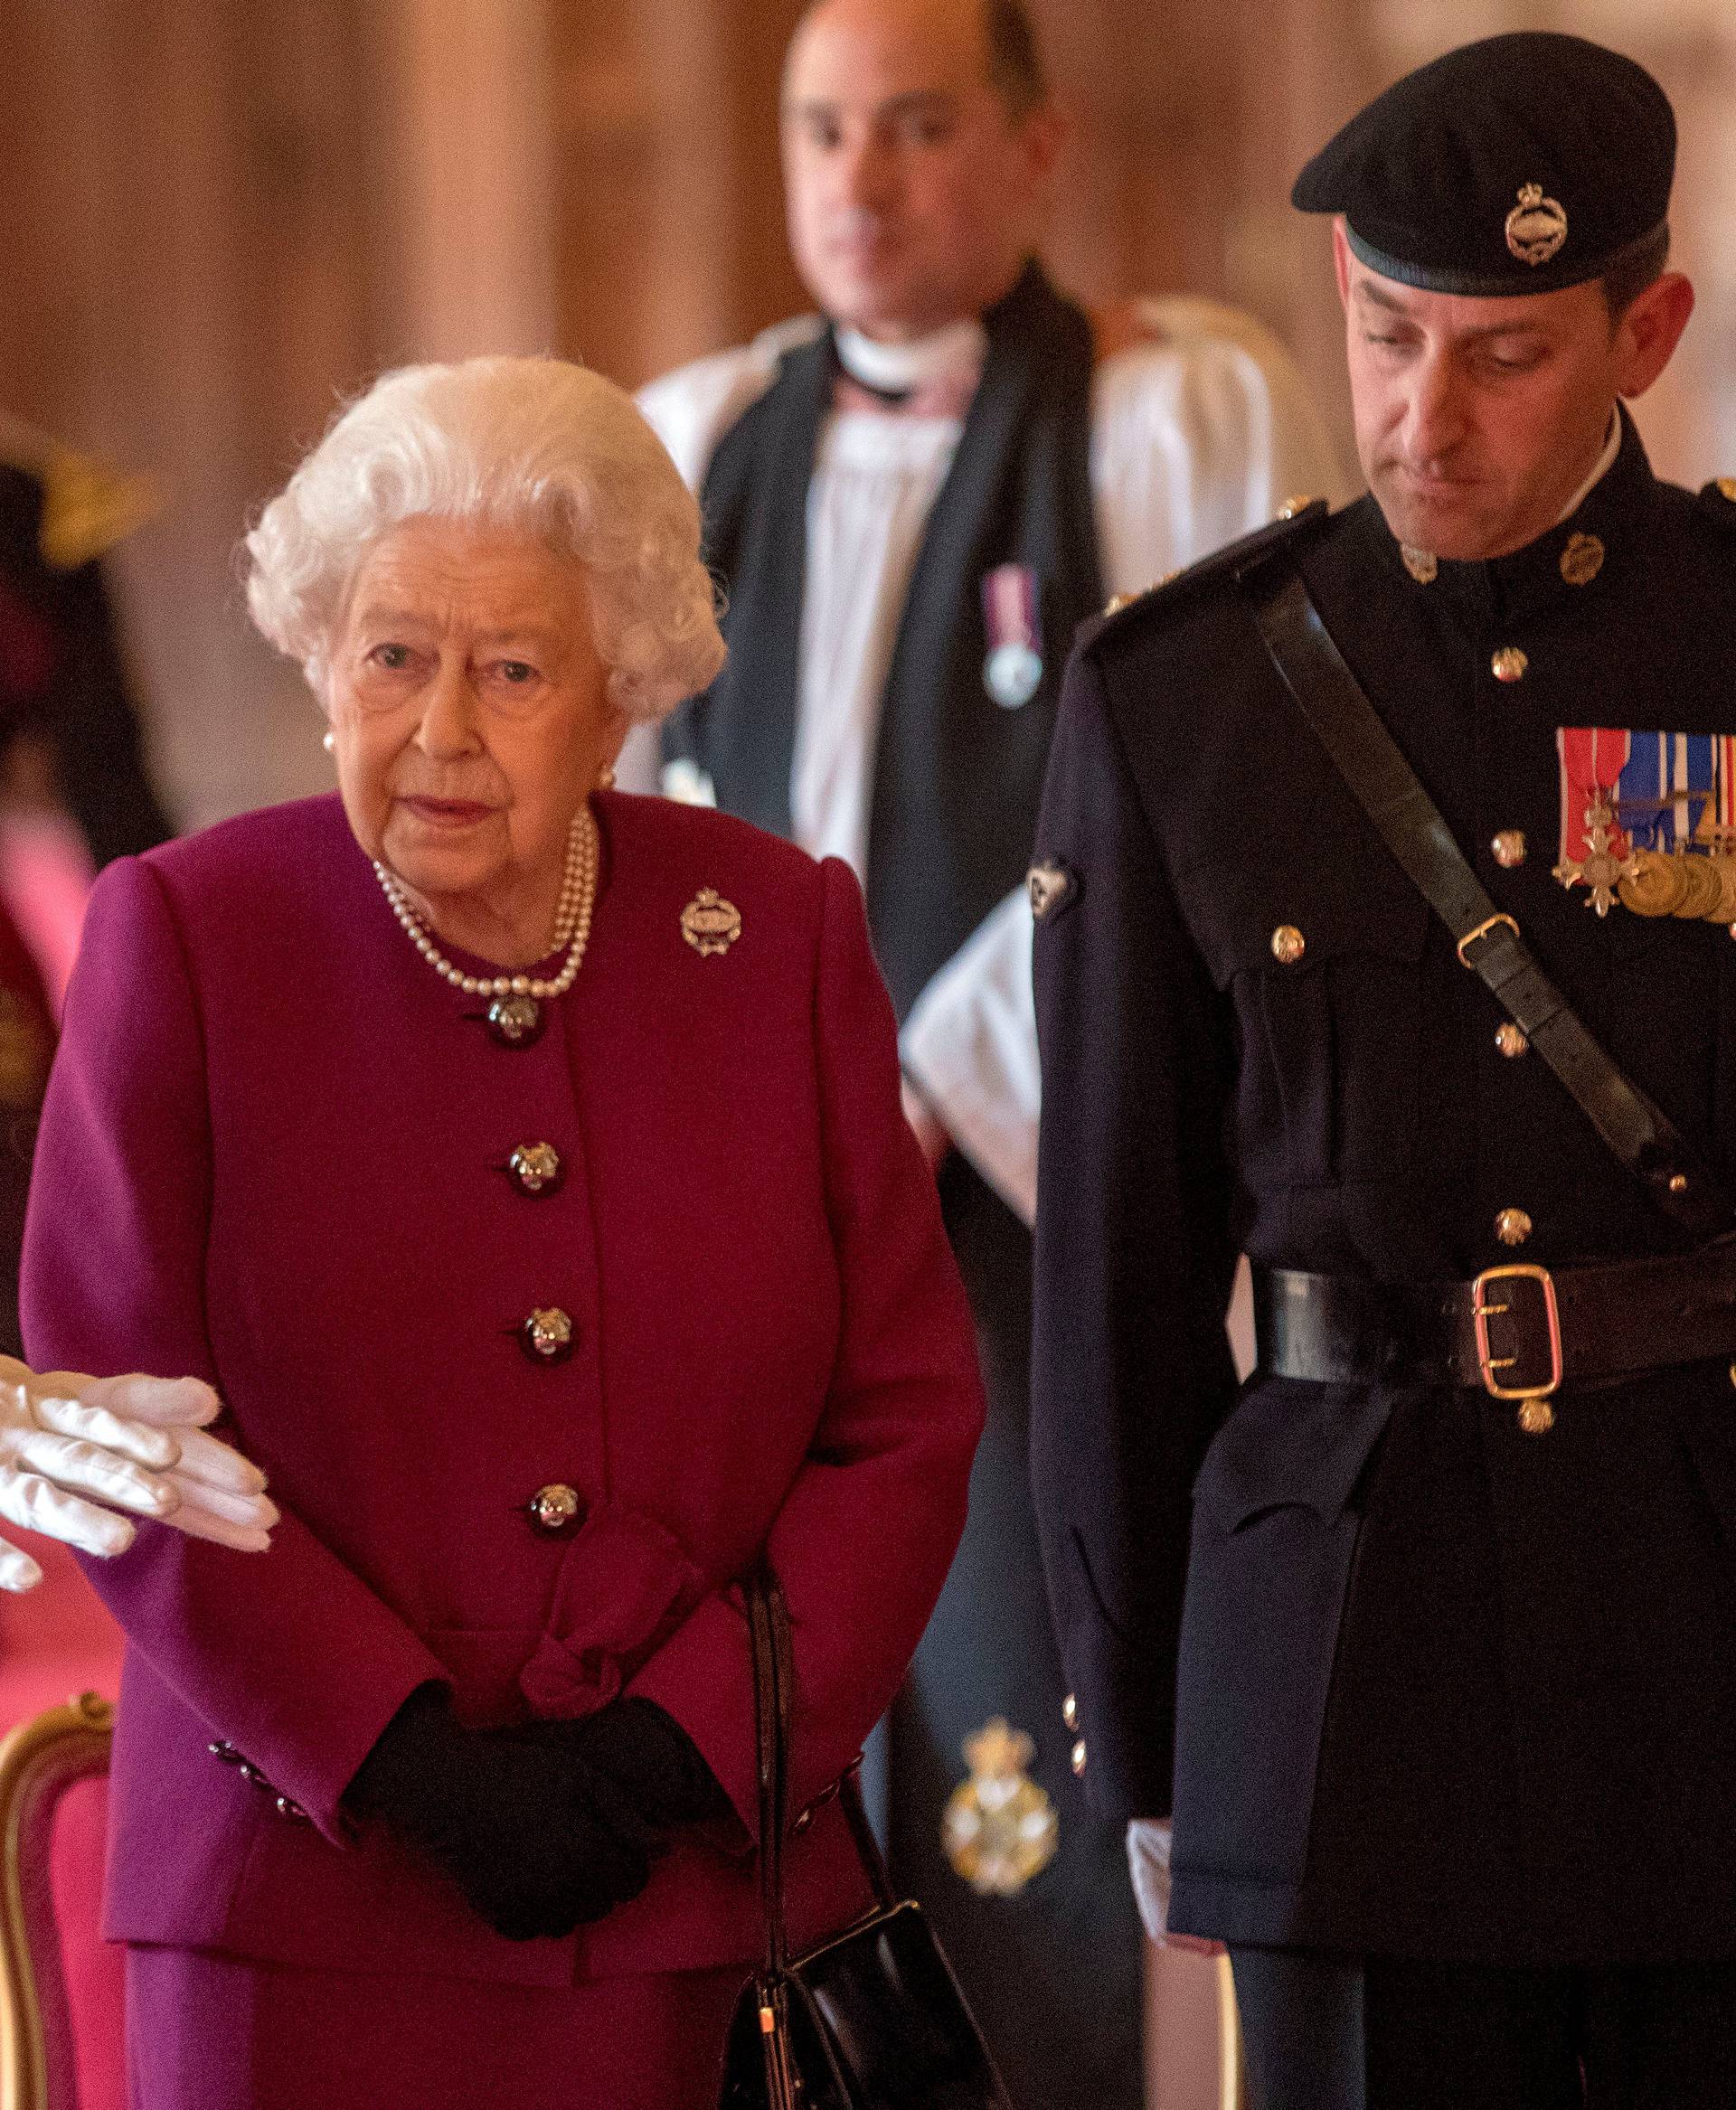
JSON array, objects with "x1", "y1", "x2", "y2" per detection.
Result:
[
  {"x1": 1560, "y1": 532, "x2": 1605, "y2": 587},
  {"x1": 681, "y1": 888, "x2": 741, "y2": 956},
  {"x1": 1505, "y1": 183, "x2": 1568, "y2": 266},
  {"x1": 1400, "y1": 544, "x2": 1438, "y2": 584},
  {"x1": 1027, "y1": 861, "x2": 1074, "y2": 920},
  {"x1": 982, "y1": 563, "x2": 1043, "y2": 709}
]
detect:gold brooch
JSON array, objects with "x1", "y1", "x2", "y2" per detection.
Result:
[
  {"x1": 680, "y1": 888, "x2": 741, "y2": 956},
  {"x1": 1560, "y1": 532, "x2": 1604, "y2": 587},
  {"x1": 1505, "y1": 183, "x2": 1568, "y2": 267},
  {"x1": 941, "y1": 1719, "x2": 1059, "y2": 1897}
]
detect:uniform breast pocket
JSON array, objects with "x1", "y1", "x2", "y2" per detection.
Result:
[{"x1": 1181, "y1": 860, "x2": 1431, "y2": 1189}]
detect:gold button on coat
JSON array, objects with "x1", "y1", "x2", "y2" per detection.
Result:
[
  {"x1": 1061, "y1": 1694, "x2": 1079, "y2": 1731},
  {"x1": 1495, "y1": 1022, "x2": 1529, "y2": 1060},
  {"x1": 1270, "y1": 925, "x2": 1307, "y2": 966},
  {"x1": 1491, "y1": 646, "x2": 1529, "y2": 683},
  {"x1": 1492, "y1": 830, "x2": 1526, "y2": 868},
  {"x1": 1071, "y1": 1739, "x2": 1089, "y2": 1777},
  {"x1": 1495, "y1": 1208, "x2": 1533, "y2": 1248},
  {"x1": 528, "y1": 1483, "x2": 584, "y2": 1534},
  {"x1": 520, "y1": 1307, "x2": 575, "y2": 1362},
  {"x1": 1517, "y1": 1399, "x2": 1556, "y2": 1436},
  {"x1": 507, "y1": 1142, "x2": 562, "y2": 1196}
]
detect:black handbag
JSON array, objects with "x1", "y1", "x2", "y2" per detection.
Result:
[{"x1": 717, "y1": 1568, "x2": 1017, "y2": 2110}]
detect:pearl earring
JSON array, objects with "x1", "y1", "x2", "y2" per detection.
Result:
[
  {"x1": 596, "y1": 763, "x2": 617, "y2": 791},
  {"x1": 322, "y1": 730, "x2": 335, "y2": 754}
]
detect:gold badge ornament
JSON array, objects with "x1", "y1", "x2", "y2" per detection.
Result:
[
  {"x1": 1401, "y1": 545, "x2": 1438, "y2": 585},
  {"x1": 1505, "y1": 183, "x2": 1568, "y2": 267},
  {"x1": 680, "y1": 888, "x2": 741, "y2": 956},
  {"x1": 1560, "y1": 532, "x2": 1604, "y2": 587},
  {"x1": 1027, "y1": 861, "x2": 1074, "y2": 920},
  {"x1": 941, "y1": 1719, "x2": 1060, "y2": 1898}
]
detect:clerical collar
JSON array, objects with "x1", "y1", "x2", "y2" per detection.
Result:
[
  {"x1": 1555, "y1": 412, "x2": 1622, "y2": 525},
  {"x1": 833, "y1": 319, "x2": 987, "y2": 400}
]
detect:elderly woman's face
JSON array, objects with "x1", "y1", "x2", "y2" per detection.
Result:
[{"x1": 325, "y1": 516, "x2": 625, "y2": 946}]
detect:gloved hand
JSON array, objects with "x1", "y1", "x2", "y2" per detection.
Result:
[
  {"x1": 346, "y1": 1685, "x2": 660, "y2": 1940},
  {"x1": 0, "y1": 1359, "x2": 278, "y2": 1591},
  {"x1": 504, "y1": 1697, "x2": 729, "y2": 1828}
]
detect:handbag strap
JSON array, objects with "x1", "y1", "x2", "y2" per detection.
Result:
[
  {"x1": 1243, "y1": 555, "x2": 1736, "y2": 1240},
  {"x1": 744, "y1": 1569, "x2": 901, "y2": 1960},
  {"x1": 746, "y1": 1567, "x2": 792, "y2": 1978}
]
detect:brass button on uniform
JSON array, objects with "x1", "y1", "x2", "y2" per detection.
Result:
[
  {"x1": 1491, "y1": 830, "x2": 1526, "y2": 869},
  {"x1": 1061, "y1": 1693, "x2": 1079, "y2": 1732},
  {"x1": 1491, "y1": 646, "x2": 1529, "y2": 683},
  {"x1": 519, "y1": 1307, "x2": 575, "y2": 1363},
  {"x1": 506, "y1": 1142, "x2": 563, "y2": 1197},
  {"x1": 1495, "y1": 1208, "x2": 1533, "y2": 1248},
  {"x1": 1071, "y1": 1738, "x2": 1089, "y2": 1777},
  {"x1": 1495, "y1": 1022, "x2": 1529, "y2": 1060},
  {"x1": 1517, "y1": 1399, "x2": 1556, "y2": 1436},
  {"x1": 528, "y1": 1482, "x2": 584, "y2": 1534},
  {"x1": 1270, "y1": 924, "x2": 1307, "y2": 966}
]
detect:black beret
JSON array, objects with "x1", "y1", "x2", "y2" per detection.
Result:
[{"x1": 1293, "y1": 33, "x2": 1674, "y2": 297}]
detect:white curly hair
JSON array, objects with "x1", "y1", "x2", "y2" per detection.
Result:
[{"x1": 243, "y1": 356, "x2": 725, "y2": 721}]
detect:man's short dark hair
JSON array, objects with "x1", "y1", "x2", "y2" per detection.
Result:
[
  {"x1": 985, "y1": 0, "x2": 1048, "y2": 118},
  {"x1": 1603, "y1": 224, "x2": 1671, "y2": 324}
]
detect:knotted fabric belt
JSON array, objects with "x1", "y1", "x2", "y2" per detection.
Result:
[{"x1": 1252, "y1": 1244, "x2": 1736, "y2": 1433}]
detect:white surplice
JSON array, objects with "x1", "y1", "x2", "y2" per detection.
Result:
[{"x1": 636, "y1": 297, "x2": 1354, "y2": 1224}]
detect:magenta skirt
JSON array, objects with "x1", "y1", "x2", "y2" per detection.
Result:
[{"x1": 125, "y1": 1946, "x2": 743, "y2": 2110}]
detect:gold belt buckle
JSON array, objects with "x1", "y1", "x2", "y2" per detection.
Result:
[
  {"x1": 1457, "y1": 912, "x2": 1520, "y2": 969},
  {"x1": 1471, "y1": 1263, "x2": 1562, "y2": 1435}
]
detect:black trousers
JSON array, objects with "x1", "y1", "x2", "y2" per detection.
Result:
[
  {"x1": 1231, "y1": 1947, "x2": 1736, "y2": 2110},
  {"x1": 890, "y1": 1163, "x2": 1144, "y2": 2110}
]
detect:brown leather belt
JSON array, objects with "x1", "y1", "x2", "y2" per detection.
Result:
[{"x1": 1252, "y1": 1244, "x2": 1736, "y2": 1433}]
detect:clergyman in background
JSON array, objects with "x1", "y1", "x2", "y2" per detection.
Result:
[{"x1": 634, "y1": 0, "x2": 1346, "y2": 2099}]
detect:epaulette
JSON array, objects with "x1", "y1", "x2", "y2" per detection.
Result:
[
  {"x1": 33, "y1": 446, "x2": 160, "y2": 570},
  {"x1": 1697, "y1": 477, "x2": 1736, "y2": 530},
  {"x1": 1084, "y1": 496, "x2": 1333, "y2": 652}
]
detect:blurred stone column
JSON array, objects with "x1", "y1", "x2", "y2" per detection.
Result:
[{"x1": 369, "y1": 0, "x2": 560, "y2": 363}]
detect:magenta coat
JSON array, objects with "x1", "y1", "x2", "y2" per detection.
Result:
[{"x1": 21, "y1": 789, "x2": 984, "y2": 1987}]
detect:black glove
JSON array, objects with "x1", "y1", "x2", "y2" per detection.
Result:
[
  {"x1": 346, "y1": 1684, "x2": 658, "y2": 1940},
  {"x1": 502, "y1": 1696, "x2": 731, "y2": 1828}
]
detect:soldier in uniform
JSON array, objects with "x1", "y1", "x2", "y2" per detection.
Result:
[
  {"x1": 1032, "y1": 33, "x2": 1736, "y2": 2107},
  {"x1": 637, "y1": 1, "x2": 1344, "y2": 2098}
]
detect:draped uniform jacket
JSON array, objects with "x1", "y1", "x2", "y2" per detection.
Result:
[
  {"x1": 20, "y1": 788, "x2": 984, "y2": 1985},
  {"x1": 1031, "y1": 417, "x2": 1736, "y2": 1965}
]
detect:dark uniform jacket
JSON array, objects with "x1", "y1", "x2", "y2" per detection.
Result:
[{"x1": 1031, "y1": 413, "x2": 1736, "y2": 1964}]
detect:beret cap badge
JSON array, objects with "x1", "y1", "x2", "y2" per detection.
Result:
[{"x1": 1505, "y1": 183, "x2": 1568, "y2": 266}]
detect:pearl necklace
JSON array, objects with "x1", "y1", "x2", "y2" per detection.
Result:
[{"x1": 373, "y1": 804, "x2": 599, "y2": 1001}]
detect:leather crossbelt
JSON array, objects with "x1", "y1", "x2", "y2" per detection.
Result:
[
  {"x1": 1241, "y1": 553, "x2": 1736, "y2": 1242},
  {"x1": 1253, "y1": 1245, "x2": 1736, "y2": 1415}
]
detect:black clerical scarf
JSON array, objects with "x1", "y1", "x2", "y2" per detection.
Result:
[{"x1": 664, "y1": 260, "x2": 1103, "y2": 1022}]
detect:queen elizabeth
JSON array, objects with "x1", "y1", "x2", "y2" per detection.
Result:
[{"x1": 21, "y1": 357, "x2": 984, "y2": 2109}]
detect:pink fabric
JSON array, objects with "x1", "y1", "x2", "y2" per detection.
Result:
[
  {"x1": 50, "y1": 1774, "x2": 124, "y2": 2110},
  {"x1": 0, "y1": 810, "x2": 95, "y2": 1018}
]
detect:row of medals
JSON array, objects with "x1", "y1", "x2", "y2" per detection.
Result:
[{"x1": 1556, "y1": 796, "x2": 1736, "y2": 921}]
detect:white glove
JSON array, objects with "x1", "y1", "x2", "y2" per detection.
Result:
[
  {"x1": 0, "y1": 1358, "x2": 278, "y2": 1592},
  {"x1": 1127, "y1": 1818, "x2": 1175, "y2": 1941}
]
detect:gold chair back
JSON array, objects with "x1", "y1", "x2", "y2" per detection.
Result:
[{"x1": 0, "y1": 1694, "x2": 115, "y2": 2110}]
